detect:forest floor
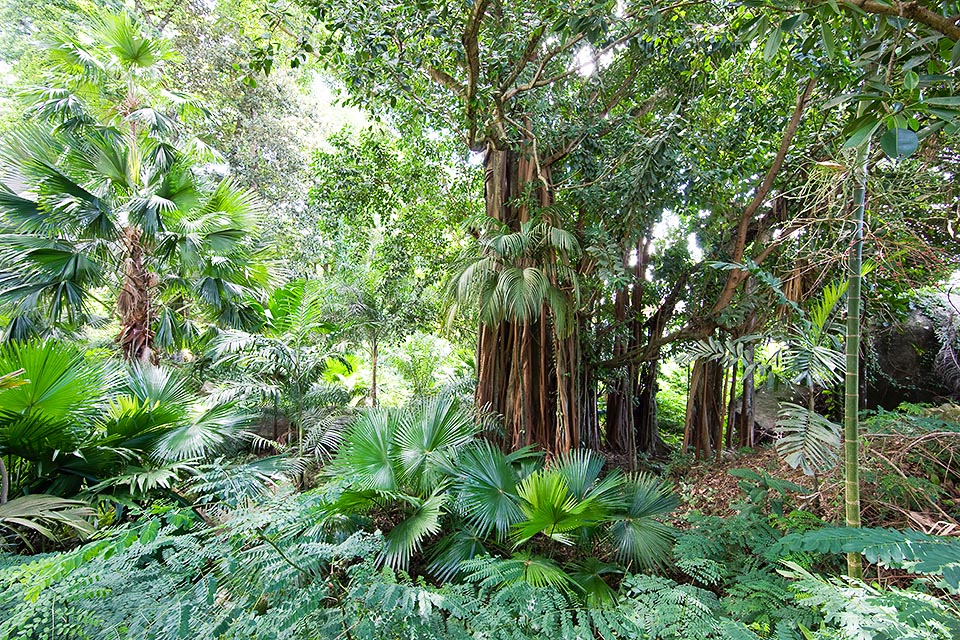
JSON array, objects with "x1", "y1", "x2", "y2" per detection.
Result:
[{"x1": 666, "y1": 445, "x2": 843, "y2": 523}]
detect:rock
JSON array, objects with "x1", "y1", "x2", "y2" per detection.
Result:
[{"x1": 867, "y1": 294, "x2": 959, "y2": 409}]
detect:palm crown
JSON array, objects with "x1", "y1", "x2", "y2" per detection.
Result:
[{"x1": 0, "y1": 12, "x2": 269, "y2": 359}]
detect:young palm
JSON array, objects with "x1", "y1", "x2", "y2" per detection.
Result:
[
  {"x1": 211, "y1": 280, "x2": 342, "y2": 452},
  {"x1": 330, "y1": 396, "x2": 478, "y2": 570},
  {"x1": 449, "y1": 214, "x2": 581, "y2": 336},
  {"x1": 0, "y1": 12, "x2": 267, "y2": 359},
  {"x1": 0, "y1": 340, "x2": 252, "y2": 499},
  {"x1": 775, "y1": 281, "x2": 848, "y2": 478}
]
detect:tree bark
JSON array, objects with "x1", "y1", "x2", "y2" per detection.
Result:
[
  {"x1": 370, "y1": 337, "x2": 379, "y2": 407},
  {"x1": 683, "y1": 358, "x2": 725, "y2": 458},
  {"x1": 476, "y1": 144, "x2": 565, "y2": 455},
  {"x1": 117, "y1": 226, "x2": 156, "y2": 362},
  {"x1": 0, "y1": 456, "x2": 8, "y2": 505}
]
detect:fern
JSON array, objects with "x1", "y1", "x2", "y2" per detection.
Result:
[
  {"x1": 781, "y1": 562, "x2": 960, "y2": 640},
  {"x1": 775, "y1": 527, "x2": 960, "y2": 592}
]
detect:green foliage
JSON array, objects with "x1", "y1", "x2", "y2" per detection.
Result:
[
  {"x1": 0, "y1": 494, "x2": 93, "y2": 549},
  {"x1": 0, "y1": 9, "x2": 269, "y2": 352},
  {"x1": 781, "y1": 562, "x2": 960, "y2": 640},
  {"x1": 0, "y1": 339, "x2": 253, "y2": 502},
  {"x1": 775, "y1": 527, "x2": 960, "y2": 593},
  {"x1": 775, "y1": 403, "x2": 842, "y2": 476},
  {"x1": 328, "y1": 401, "x2": 677, "y2": 586}
]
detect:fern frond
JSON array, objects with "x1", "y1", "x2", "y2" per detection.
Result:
[{"x1": 775, "y1": 527, "x2": 960, "y2": 592}]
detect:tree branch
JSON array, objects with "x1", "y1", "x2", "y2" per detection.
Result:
[
  {"x1": 809, "y1": 0, "x2": 960, "y2": 40},
  {"x1": 708, "y1": 76, "x2": 818, "y2": 316},
  {"x1": 425, "y1": 66, "x2": 465, "y2": 96},
  {"x1": 462, "y1": 0, "x2": 491, "y2": 149}
]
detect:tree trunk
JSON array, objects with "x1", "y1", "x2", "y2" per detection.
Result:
[
  {"x1": 683, "y1": 358, "x2": 724, "y2": 459},
  {"x1": 844, "y1": 139, "x2": 869, "y2": 580},
  {"x1": 370, "y1": 337, "x2": 379, "y2": 407},
  {"x1": 117, "y1": 226, "x2": 156, "y2": 362},
  {"x1": 635, "y1": 360, "x2": 664, "y2": 456},
  {"x1": 738, "y1": 342, "x2": 755, "y2": 448},
  {"x1": 0, "y1": 456, "x2": 8, "y2": 505},
  {"x1": 476, "y1": 145, "x2": 564, "y2": 454}
]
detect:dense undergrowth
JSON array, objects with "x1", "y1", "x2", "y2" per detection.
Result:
[{"x1": 1, "y1": 392, "x2": 959, "y2": 639}]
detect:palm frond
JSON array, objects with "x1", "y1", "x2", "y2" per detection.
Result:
[
  {"x1": 0, "y1": 494, "x2": 94, "y2": 549},
  {"x1": 462, "y1": 552, "x2": 575, "y2": 592},
  {"x1": 336, "y1": 408, "x2": 399, "y2": 491},
  {"x1": 606, "y1": 473, "x2": 677, "y2": 570},
  {"x1": 381, "y1": 491, "x2": 446, "y2": 570},
  {"x1": 427, "y1": 527, "x2": 489, "y2": 582},
  {"x1": 511, "y1": 469, "x2": 597, "y2": 547},
  {"x1": 394, "y1": 396, "x2": 478, "y2": 494},
  {"x1": 775, "y1": 402, "x2": 841, "y2": 476},
  {"x1": 451, "y1": 440, "x2": 524, "y2": 540}
]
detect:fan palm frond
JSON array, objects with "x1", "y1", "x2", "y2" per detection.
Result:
[
  {"x1": 511, "y1": 469, "x2": 598, "y2": 547},
  {"x1": 451, "y1": 440, "x2": 525, "y2": 540},
  {"x1": 0, "y1": 494, "x2": 94, "y2": 549},
  {"x1": 336, "y1": 408, "x2": 400, "y2": 492},
  {"x1": 568, "y1": 557, "x2": 622, "y2": 607},
  {"x1": 462, "y1": 552, "x2": 575, "y2": 592},
  {"x1": 394, "y1": 396, "x2": 478, "y2": 494},
  {"x1": 606, "y1": 473, "x2": 677, "y2": 570},
  {"x1": 0, "y1": 340, "x2": 104, "y2": 459},
  {"x1": 381, "y1": 491, "x2": 446, "y2": 570},
  {"x1": 427, "y1": 527, "x2": 489, "y2": 582}
]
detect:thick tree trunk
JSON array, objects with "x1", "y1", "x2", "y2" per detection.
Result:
[
  {"x1": 635, "y1": 360, "x2": 664, "y2": 455},
  {"x1": 117, "y1": 226, "x2": 156, "y2": 362},
  {"x1": 476, "y1": 144, "x2": 570, "y2": 455}
]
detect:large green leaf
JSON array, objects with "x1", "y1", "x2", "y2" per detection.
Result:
[
  {"x1": 394, "y1": 396, "x2": 478, "y2": 494},
  {"x1": 879, "y1": 127, "x2": 919, "y2": 158},
  {"x1": 775, "y1": 403, "x2": 841, "y2": 476},
  {"x1": 606, "y1": 474, "x2": 678, "y2": 570},
  {"x1": 511, "y1": 469, "x2": 598, "y2": 547},
  {"x1": 336, "y1": 408, "x2": 399, "y2": 491},
  {"x1": 0, "y1": 340, "x2": 104, "y2": 459},
  {"x1": 381, "y1": 491, "x2": 446, "y2": 570},
  {"x1": 451, "y1": 440, "x2": 524, "y2": 540}
]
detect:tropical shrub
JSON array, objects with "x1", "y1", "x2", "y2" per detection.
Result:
[
  {"x1": 319, "y1": 395, "x2": 678, "y2": 601},
  {"x1": 0, "y1": 340, "x2": 253, "y2": 502}
]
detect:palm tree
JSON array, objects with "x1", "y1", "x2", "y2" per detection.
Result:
[
  {"x1": 324, "y1": 399, "x2": 677, "y2": 600},
  {"x1": 775, "y1": 281, "x2": 847, "y2": 484},
  {"x1": 0, "y1": 339, "x2": 253, "y2": 500},
  {"x1": 211, "y1": 280, "x2": 346, "y2": 453},
  {"x1": 0, "y1": 12, "x2": 268, "y2": 360}
]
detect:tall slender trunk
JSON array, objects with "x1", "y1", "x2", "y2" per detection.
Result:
[
  {"x1": 844, "y1": 140, "x2": 869, "y2": 579},
  {"x1": 739, "y1": 342, "x2": 755, "y2": 448},
  {"x1": 117, "y1": 226, "x2": 155, "y2": 362},
  {"x1": 0, "y1": 456, "x2": 8, "y2": 505},
  {"x1": 370, "y1": 337, "x2": 379, "y2": 407}
]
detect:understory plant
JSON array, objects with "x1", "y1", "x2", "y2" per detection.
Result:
[
  {"x1": 320, "y1": 395, "x2": 678, "y2": 603},
  {"x1": 0, "y1": 339, "x2": 253, "y2": 546}
]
